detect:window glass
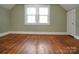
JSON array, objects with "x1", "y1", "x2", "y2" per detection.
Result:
[
  {"x1": 26, "y1": 7, "x2": 36, "y2": 15},
  {"x1": 27, "y1": 16, "x2": 36, "y2": 23},
  {"x1": 39, "y1": 7, "x2": 48, "y2": 15},
  {"x1": 39, "y1": 16, "x2": 48, "y2": 23}
]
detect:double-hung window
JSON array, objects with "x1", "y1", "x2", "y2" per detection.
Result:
[{"x1": 25, "y1": 5, "x2": 50, "y2": 25}]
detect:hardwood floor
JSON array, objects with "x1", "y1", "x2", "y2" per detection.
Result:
[{"x1": 0, "y1": 34, "x2": 79, "y2": 54}]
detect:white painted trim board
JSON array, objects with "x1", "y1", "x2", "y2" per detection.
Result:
[
  {"x1": 9, "y1": 31, "x2": 68, "y2": 35},
  {"x1": 74, "y1": 35, "x2": 79, "y2": 39},
  {"x1": 0, "y1": 31, "x2": 68, "y2": 37},
  {"x1": 0, "y1": 32, "x2": 10, "y2": 37}
]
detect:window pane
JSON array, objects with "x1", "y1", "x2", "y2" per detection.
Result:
[
  {"x1": 26, "y1": 7, "x2": 36, "y2": 15},
  {"x1": 27, "y1": 16, "x2": 36, "y2": 23},
  {"x1": 39, "y1": 16, "x2": 48, "y2": 23},
  {"x1": 39, "y1": 7, "x2": 48, "y2": 15}
]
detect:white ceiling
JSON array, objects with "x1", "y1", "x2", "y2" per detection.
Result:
[{"x1": 0, "y1": 4, "x2": 79, "y2": 11}]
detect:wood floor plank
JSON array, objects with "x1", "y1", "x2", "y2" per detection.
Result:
[{"x1": 0, "y1": 34, "x2": 79, "y2": 54}]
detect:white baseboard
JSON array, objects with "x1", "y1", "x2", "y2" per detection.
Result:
[
  {"x1": 0, "y1": 32, "x2": 10, "y2": 37},
  {"x1": 9, "y1": 31, "x2": 68, "y2": 35},
  {"x1": 0, "y1": 31, "x2": 68, "y2": 37},
  {"x1": 69, "y1": 34, "x2": 79, "y2": 40},
  {"x1": 74, "y1": 35, "x2": 79, "y2": 39},
  {"x1": 1, "y1": 31, "x2": 79, "y2": 40}
]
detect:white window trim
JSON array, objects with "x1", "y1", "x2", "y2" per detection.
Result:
[{"x1": 24, "y1": 4, "x2": 50, "y2": 25}]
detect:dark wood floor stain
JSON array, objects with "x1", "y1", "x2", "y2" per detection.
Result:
[{"x1": 0, "y1": 34, "x2": 79, "y2": 54}]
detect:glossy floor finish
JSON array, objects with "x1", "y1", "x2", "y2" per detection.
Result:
[{"x1": 0, "y1": 34, "x2": 79, "y2": 54}]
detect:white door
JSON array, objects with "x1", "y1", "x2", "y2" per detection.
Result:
[{"x1": 67, "y1": 9, "x2": 76, "y2": 36}]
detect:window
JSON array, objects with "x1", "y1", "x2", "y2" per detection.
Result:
[{"x1": 25, "y1": 5, "x2": 50, "y2": 25}]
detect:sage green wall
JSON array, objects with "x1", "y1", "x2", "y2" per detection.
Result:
[
  {"x1": 0, "y1": 7, "x2": 10, "y2": 33},
  {"x1": 76, "y1": 8, "x2": 79, "y2": 36},
  {"x1": 10, "y1": 4, "x2": 67, "y2": 32}
]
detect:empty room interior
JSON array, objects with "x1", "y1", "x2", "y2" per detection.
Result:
[{"x1": 0, "y1": 4, "x2": 79, "y2": 54}]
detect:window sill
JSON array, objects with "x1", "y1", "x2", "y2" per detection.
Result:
[{"x1": 24, "y1": 23, "x2": 50, "y2": 25}]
